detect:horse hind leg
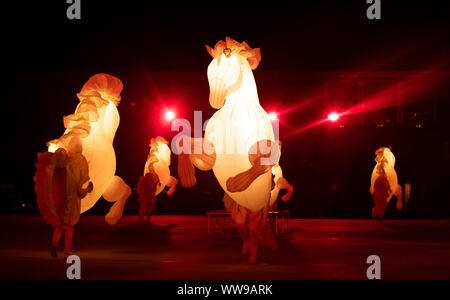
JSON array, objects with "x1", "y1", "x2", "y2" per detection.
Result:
[
  {"x1": 103, "y1": 176, "x2": 132, "y2": 225},
  {"x1": 165, "y1": 176, "x2": 179, "y2": 196}
]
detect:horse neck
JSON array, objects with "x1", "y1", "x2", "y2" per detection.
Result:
[
  {"x1": 375, "y1": 162, "x2": 386, "y2": 175},
  {"x1": 94, "y1": 102, "x2": 120, "y2": 142},
  {"x1": 226, "y1": 64, "x2": 259, "y2": 104}
]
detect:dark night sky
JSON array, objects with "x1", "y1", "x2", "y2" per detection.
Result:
[
  {"x1": 1, "y1": 1, "x2": 450, "y2": 217},
  {"x1": 2, "y1": 1, "x2": 450, "y2": 72}
]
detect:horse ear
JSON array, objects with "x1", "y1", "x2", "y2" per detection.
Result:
[
  {"x1": 205, "y1": 45, "x2": 214, "y2": 58},
  {"x1": 247, "y1": 48, "x2": 261, "y2": 70},
  {"x1": 206, "y1": 44, "x2": 223, "y2": 65}
]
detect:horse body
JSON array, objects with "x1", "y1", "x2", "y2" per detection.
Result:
[
  {"x1": 177, "y1": 38, "x2": 286, "y2": 214},
  {"x1": 76, "y1": 101, "x2": 119, "y2": 213},
  {"x1": 47, "y1": 74, "x2": 131, "y2": 224},
  {"x1": 175, "y1": 38, "x2": 292, "y2": 262},
  {"x1": 370, "y1": 147, "x2": 403, "y2": 218},
  {"x1": 204, "y1": 46, "x2": 275, "y2": 212},
  {"x1": 143, "y1": 138, "x2": 175, "y2": 196}
]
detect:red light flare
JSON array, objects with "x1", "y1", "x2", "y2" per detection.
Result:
[
  {"x1": 277, "y1": 98, "x2": 316, "y2": 115},
  {"x1": 141, "y1": 70, "x2": 186, "y2": 128},
  {"x1": 328, "y1": 112, "x2": 340, "y2": 121},
  {"x1": 266, "y1": 98, "x2": 319, "y2": 132},
  {"x1": 266, "y1": 110, "x2": 296, "y2": 132},
  {"x1": 340, "y1": 63, "x2": 449, "y2": 119},
  {"x1": 272, "y1": 46, "x2": 419, "y2": 119},
  {"x1": 282, "y1": 118, "x2": 329, "y2": 139},
  {"x1": 281, "y1": 111, "x2": 343, "y2": 139},
  {"x1": 165, "y1": 110, "x2": 175, "y2": 121}
]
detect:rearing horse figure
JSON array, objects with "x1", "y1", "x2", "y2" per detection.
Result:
[
  {"x1": 47, "y1": 74, "x2": 131, "y2": 225},
  {"x1": 370, "y1": 147, "x2": 403, "y2": 220},
  {"x1": 177, "y1": 37, "x2": 292, "y2": 263}
]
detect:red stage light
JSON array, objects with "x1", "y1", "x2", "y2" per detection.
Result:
[
  {"x1": 165, "y1": 110, "x2": 175, "y2": 121},
  {"x1": 328, "y1": 112, "x2": 339, "y2": 122},
  {"x1": 269, "y1": 112, "x2": 278, "y2": 120}
]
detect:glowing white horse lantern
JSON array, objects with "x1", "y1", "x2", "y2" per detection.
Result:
[
  {"x1": 138, "y1": 137, "x2": 178, "y2": 221},
  {"x1": 177, "y1": 37, "x2": 286, "y2": 212},
  {"x1": 370, "y1": 147, "x2": 403, "y2": 219},
  {"x1": 47, "y1": 73, "x2": 131, "y2": 225},
  {"x1": 142, "y1": 137, "x2": 178, "y2": 196}
]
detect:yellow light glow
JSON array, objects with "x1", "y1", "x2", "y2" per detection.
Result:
[{"x1": 47, "y1": 142, "x2": 59, "y2": 153}]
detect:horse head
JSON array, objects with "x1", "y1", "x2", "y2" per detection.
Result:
[
  {"x1": 205, "y1": 37, "x2": 261, "y2": 109},
  {"x1": 148, "y1": 136, "x2": 171, "y2": 167},
  {"x1": 79, "y1": 73, "x2": 123, "y2": 107},
  {"x1": 375, "y1": 147, "x2": 396, "y2": 168}
]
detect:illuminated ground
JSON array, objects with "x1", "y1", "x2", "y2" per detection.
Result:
[{"x1": 0, "y1": 215, "x2": 449, "y2": 279}]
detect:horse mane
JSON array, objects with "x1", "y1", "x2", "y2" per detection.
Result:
[
  {"x1": 205, "y1": 37, "x2": 261, "y2": 70},
  {"x1": 146, "y1": 137, "x2": 169, "y2": 170},
  {"x1": 47, "y1": 74, "x2": 123, "y2": 151}
]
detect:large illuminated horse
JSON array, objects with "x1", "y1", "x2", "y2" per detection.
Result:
[
  {"x1": 176, "y1": 37, "x2": 292, "y2": 262},
  {"x1": 370, "y1": 147, "x2": 403, "y2": 220},
  {"x1": 47, "y1": 73, "x2": 131, "y2": 225}
]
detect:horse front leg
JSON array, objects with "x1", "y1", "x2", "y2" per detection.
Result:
[
  {"x1": 165, "y1": 176, "x2": 179, "y2": 196},
  {"x1": 276, "y1": 177, "x2": 294, "y2": 202},
  {"x1": 103, "y1": 176, "x2": 132, "y2": 225},
  {"x1": 177, "y1": 136, "x2": 216, "y2": 188},
  {"x1": 226, "y1": 140, "x2": 278, "y2": 193}
]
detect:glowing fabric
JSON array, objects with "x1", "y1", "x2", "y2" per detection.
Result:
[
  {"x1": 370, "y1": 147, "x2": 403, "y2": 218},
  {"x1": 143, "y1": 137, "x2": 178, "y2": 196},
  {"x1": 34, "y1": 146, "x2": 92, "y2": 228},
  {"x1": 138, "y1": 137, "x2": 178, "y2": 220},
  {"x1": 45, "y1": 73, "x2": 131, "y2": 225},
  {"x1": 204, "y1": 37, "x2": 278, "y2": 212}
]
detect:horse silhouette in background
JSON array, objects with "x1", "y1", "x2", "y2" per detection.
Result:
[{"x1": 370, "y1": 147, "x2": 403, "y2": 220}]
